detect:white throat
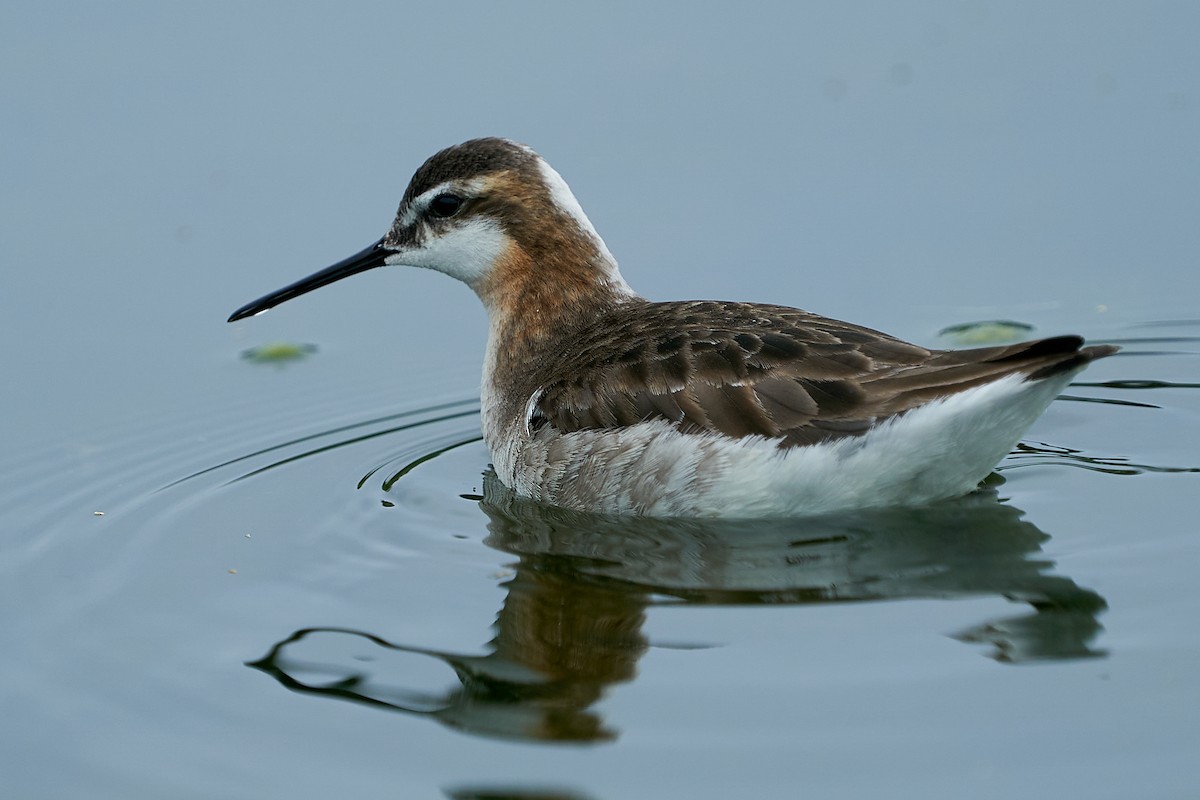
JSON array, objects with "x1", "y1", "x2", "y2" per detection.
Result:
[{"x1": 383, "y1": 216, "x2": 506, "y2": 288}]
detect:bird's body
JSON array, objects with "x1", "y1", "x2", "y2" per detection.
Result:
[{"x1": 230, "y1": 138, "x2": 1117, "y2": 517}]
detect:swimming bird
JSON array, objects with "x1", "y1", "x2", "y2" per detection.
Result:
[{"x1": 229, "y1": 138, "x2": 1118, "y2": 517}]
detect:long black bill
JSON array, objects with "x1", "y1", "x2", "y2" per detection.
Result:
[{"x1": 227, "y1": 238, "x2": 389, "y2": 322}]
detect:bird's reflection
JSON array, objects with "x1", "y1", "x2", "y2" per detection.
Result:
[{"x1": 248, "y1": 472, "x2": 1106, "y2": 743}]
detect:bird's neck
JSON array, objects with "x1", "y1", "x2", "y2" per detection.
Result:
[
  {"x1": 476, "y1": 243, "x2": 639, "y2": 436},
  {"x1": 477, "y1": 241, "x2": 638, "y2": 357}
]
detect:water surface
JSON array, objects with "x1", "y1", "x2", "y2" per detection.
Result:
[{"x1": 2, "y1": 3, "x2": 1198, "y2": 798}]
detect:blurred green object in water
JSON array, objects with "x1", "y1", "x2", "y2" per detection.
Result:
[
  {"x1": 241, "y1": 341, "x2": 317, "y2": 364},
  {"x1": 939, "y1": 320, "x2": 1035, "y2": 346}
]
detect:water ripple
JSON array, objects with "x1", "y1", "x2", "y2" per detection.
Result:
[
  {"x1": 1002, "y1": 441, "x2": 1200, "y2": 476},
  {"x1": 245, "y1": 475, "x2": 1110, "y2": 743},
  {"x1": 163, "y1": 398, "x2": 480, "y2": 488}
]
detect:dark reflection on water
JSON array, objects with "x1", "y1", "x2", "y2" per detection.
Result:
[
  {"x1": 1060, "y1": 376, "x2": 1200, "y2": 408},
  {"x1": 444, "y1": 786, "x2": 595, "y2": 800},
  {"x1": 1004, "y1": 441, "x2": 1200, "y2": 476},
  {"x1": 1057, "y1": 394, "x2": 1159, "y2": 408},
  {"x1": 1073, "y1": 379, "x2": 1200, "y2": 390},
  {"x1": 249, "y1": 473, "x2": 1106, "y2": 744}
]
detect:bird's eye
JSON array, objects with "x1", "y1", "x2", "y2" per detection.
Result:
[{"x1": 428, "y1": 193, "x2": 464, "y2": 218}]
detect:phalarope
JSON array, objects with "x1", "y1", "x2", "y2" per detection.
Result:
[{"x1": 230, "y1": 138, "x2": 1117, "y2": 517}]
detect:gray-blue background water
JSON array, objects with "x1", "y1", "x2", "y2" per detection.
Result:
[{"x1": 2, "y1": 3, "x2": 1198, "y2": 798}]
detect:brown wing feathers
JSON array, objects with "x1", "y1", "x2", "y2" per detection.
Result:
[{"x1": 534, "y1": 301, "x2": 1116, "y2": 447}]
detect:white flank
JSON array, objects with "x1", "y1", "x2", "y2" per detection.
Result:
[{"x1": 488, "y1": 370, "x2": 1080, "y2": 518}]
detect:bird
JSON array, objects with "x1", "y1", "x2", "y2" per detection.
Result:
[{"x1": 229, "y1": 137, "x2": 1118, "y2": 518}]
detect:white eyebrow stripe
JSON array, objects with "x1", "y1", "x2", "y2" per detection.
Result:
[
  {"x1": 401, "y1": 178, "x2": 488, "y2": 227},
  {"x1": 400, "y1": 181, "x2": 451, "y2": 227}
]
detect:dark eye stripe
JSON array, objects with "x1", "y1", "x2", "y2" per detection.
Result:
[{"x1": 429, "y1": 193, "x2": 464, "y2": 218}]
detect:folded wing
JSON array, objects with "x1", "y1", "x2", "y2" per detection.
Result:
[{"x1": 533, "y1": 301, "x2": 1116, "y2": 447}]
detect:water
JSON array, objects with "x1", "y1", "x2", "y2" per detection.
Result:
[{"x1": 3, "y1": 3, "x2": 1199, "y2": 798}]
